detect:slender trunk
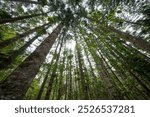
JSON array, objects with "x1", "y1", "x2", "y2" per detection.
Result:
[
  {"x1": 0, "y1": 12, "x2": 47, "y2": 24},
  {"x1": 11, "y1": 35, "x2": 39, "y2": 57},
  {"x1": 64, "y1": 66, "x2": 68, "y2": 100},
  {"x1": 83, "y1": 46, "x2": 101, "y2": 99},
  {"x1": 93, "y1": 33, "x2": 132, "y2": 99},
  {"x1": 6, "y1": 0, "x2": 40, "y2": 4},
  {"x1": 94, "y1": 29, "x2": 149, "y2": 99},
  {"x1": 44, "y1": 37, "x2": 63, "y2": 100},
  {"x1": 0, "y1": 23, "x2": 50, "y2": 49},
  {"x1": 81, "y1": 29, "x2": 124, "y2": 99},
  {"x1": 0, "y1": 35, "x2": 39, "y2": 69},
  {"x1": 68, "y1": 50, "x2": 73, "y2": 99},
  {"x1": 103, "y1": 36, "x2": 150, "y2": 95},
  {"x1": 76, "y1": 43, "x2": 89, "y2": 100},
  {"x1": 56, "y1": 55, "x2": 65, "y2": 100},
  {"x1": 87, "y1": 17, "x2": 150, "y2": 53},
  {"x1": 107, "y1": 26, "x2": 150, "y2": 53},
  {"x1": 83, "y1": 46, "x2": 97, "y2": 80},
  {"x1": 79, "y1": 28, "x2": 109, "y2": 99},
  {"x1": 0, "y1": 26, "x2": 50, "y2": 69},
  {"x1": 74, "y1": 52, "x2": 81, "y2": 99},
  {"x1": 106, "y1": 44, "x2": 150, "y2": 99},
  {"x1": 0, "y1": 23, "x2": 63, "y2": 99},
  {"x1": 36, "y1": 40, "x2": 60, "y2": 100}
]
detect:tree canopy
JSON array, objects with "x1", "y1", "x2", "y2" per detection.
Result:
[{"x1": 0, "y1": 0, "x2": 150, "y2": 100}]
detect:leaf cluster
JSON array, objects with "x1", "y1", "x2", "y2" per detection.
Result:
[{"x1": 0, "y1": 9, "x2": 11, "y2": 19}]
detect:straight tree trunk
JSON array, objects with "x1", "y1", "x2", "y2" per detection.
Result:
[
  {"x1": 36, "y1": 40, "x2": 60, "y2": 100},
  {"x1": 81, "y1": 30, "x2": 123, "y2": 99},
  {"x1": 0, "y1": 23, "x2": 63, "y2": 99},
  {"x1": 76, "y1": 43, "x2": 89, "y2": 100},
  {"x1": 1, "y1": 25, "x2": 50, "y2": 67},
  {"x1": 0, "y1": 12, "x2": 47, "y2": 24},
  {"x1": 105, "y1": 43, "x2": 150, "y2": 99},
  {"x1": 56, "y1": 55, "x2": 65, "y2": 100},
  {"x1": 87, "y1": 17, "x2": 150, "y2": 53},
  {"x1": 0, "y1": 23, "x2": 50, "y2": 49},
  {"x1": 44, "y1": 38, "x2": 63, "y2": 100},
  {"x1": 79, "y1": 28, "x2": 108, "y2": 99},
  {"x1": 83, "y1": 46, "x2": 101, "y2": 99},
  {"x1": 0, "y1": 24, "x2": 49, "y2": 69},
  {"x1": 0, "y1": 35, "x2": 38, "y2": 69},
  {"x1": 74, "y1": 50, "x2": 82, "y2": 99},
  {"x1": 90, "y1": 24, "x2": 150, "y2": 99},
  {"x1": 107, "y1": 26, "x2": 150, "y2": 53},
  {"x1": 65, "y1": 50, "x2": 73, "y2": 99}
]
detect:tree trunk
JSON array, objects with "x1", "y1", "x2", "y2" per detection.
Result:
[
  {"x1": 44, "y1": 37, "x2": 63, "y2": 100},
  {"x1": 0, "y1": 35, "x2": 38, "y2": 69},
  {"x1": 0, "y1": 23, "x2": 63, "y2": 99},
  {"x1": 0, "y1": 26, "x2": 50, "y2": 69},
  {"x1": 107, "y1": 26, "x2": 150, "y2": 53},
  {"x1": 36, "y1": 39, "x2": 60, "y2": 100},
  {"x1": 0, "y1": 23, "x2": 50, "y2": 49},
  {"x1": 56, "y1": 55, "x2": 65, "y2": 100},
  {"x1": 76, "y1": 43, "x2": 89, "y2": 100},
  {"x1": 0, "y1": 12, "x2": 47, "y2": 24},
  {"x1": 87, "y1": 17, "x2": 150, "y2": 53}
]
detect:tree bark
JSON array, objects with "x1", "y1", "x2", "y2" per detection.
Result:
[
  {"x1": 56, "y1": 55, "x2": 65, "y2": 100},
  {"x1": 107, "y1": 26, "x2": 150, "y2": 53},
  {"x1": 0, "y1": 23, "x2": 63, "y2": 99},
  {"x1": 36, "y1": 39, "x2": 60, "y2": 100},
  {"x1": 0, "y1": 35, "x2": 38, "y2": 70},
  {"x1": 0, "y1": 25, "x2": 50, "y2": 69},
  {"x1": 76, "y1": 43, "x2": 89, "y2": 100},
  {"x1": 0, "y1": 12, "x2": 47, "y2": 24},
  {"x1": 87, "y1": 17, "x2": 150, "y2": 53},
  {"x1": 44, "y1": 37, "x2": 63, "y2": 100}
]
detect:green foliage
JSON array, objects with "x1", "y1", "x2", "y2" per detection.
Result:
[
  {"x1": 127, "y1": 55, "x2": 150, "y2": 79},
  {"x1": 39, "y1": 0, "x2": 48, "y2": 6},
  {"x1": 60, "y1": 8, "x2": 75, "y2": 27},
  {"x1": 0, "y1": 0, "x2": 150, "y2": 100},
  {"x1": 89, "y1": 10, "x2": 102, "y2": 21},
  {"x1": 0, "y1": 53, "x2": 10, "y2": 69},
  {"x1": 67, "y1": 54, "x2": 73, "y2": 59},
  {"x1": 16, "y1": 5, "x2": 24, "y2": 14},
  {"x1": 37, "y1": 28, "x2": 47, "y2": 36},
  {"x1": 137, "y1": 19, "x2": 150, "y2": 27},
  {"x1": 68, "y1": 0, "x2": 82, "y2": 6},
  {"x1": 142, "y1": 5, "x2": 150, "y2": 18},
  {"x1": 0, "y1": 9, "x2": 11, "y2": 19},
  {"x1": 25, "y1": 79, "x2": 40, "y2": 99},
  {"x1": 0, "y1": 25, "x2": 16, "y2": 41},
  {"x1": 48, "y1": 16, "x2": 59, "y2": 23},
  {"x1": 137, "y1": 18, "x2": 150, "y2": 34}
]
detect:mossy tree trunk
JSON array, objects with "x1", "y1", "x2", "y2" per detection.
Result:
[{"x1": 0, "y1": 23, "x2": 63, "y2": 99}]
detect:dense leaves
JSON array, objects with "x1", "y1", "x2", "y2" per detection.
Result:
[{"x1": 0, "y1": 0, "x2": 150, "y2": 100}]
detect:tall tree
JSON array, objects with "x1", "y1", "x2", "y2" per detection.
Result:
[
  {"x1": 107, "y1": 26, "x2": 150, "y2": 53},
  {"x1": 0, "y1": 23, "x2": 63, "y2": 99},
  {"x1": 87, "y1": 14, "x2": 150, "y2": 53},
  {"x1": 44, "y1": 36, "x2": 64, "y2": 100},
  {"x1": 0, "y1": 12, "x2": 48, "y2": 24},
  {"x1": 0, "y1": 25, "x2": 50, "y2": 69},
  {"x1": 36, "y1": 38, "x2": 61, "y2": 99},
  {"x1": 0, "y1": 0, "x2": 150, "y2": 100}
]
